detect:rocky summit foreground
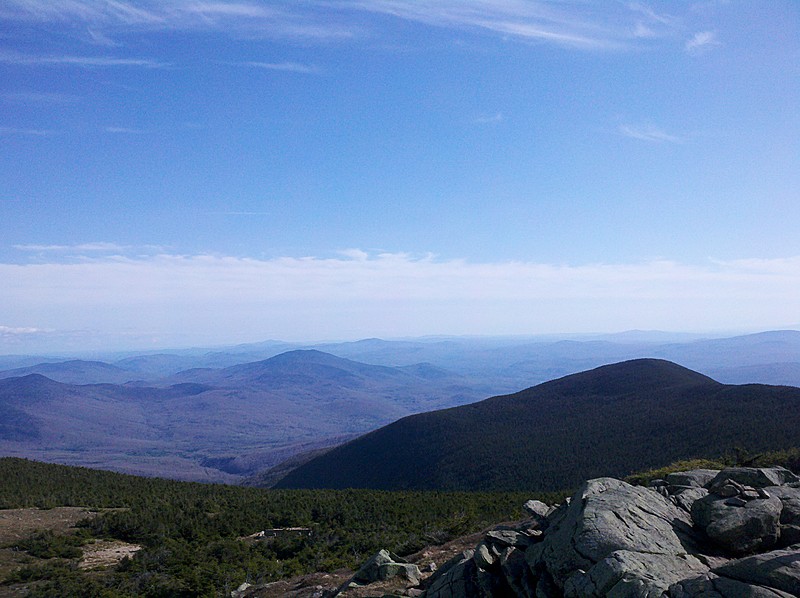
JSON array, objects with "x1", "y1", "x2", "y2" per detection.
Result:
[{"x1": 331, "y1": 467, "x2": 800, "y2": 597}]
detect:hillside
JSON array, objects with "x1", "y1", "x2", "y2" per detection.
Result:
[
  {"x1": 169, "y1": 349, "x2": 458, "y2": 395},
  {"x1": 0, "y1": 351, "x2": 485, "y2": 482},
  {"x1": 6, "y1": 330, "x2": 800, "y2": 390},
  {"x1": 0, "y1": 457, "x2": 533, "y2": 597},
  {"x1": 340, "y1": 464, "x2": 800, "y2": 597},
  {"x1": 274, "y1": 359, "x2": 800, "y2": 491},
  {"x1": 3, "y1": 456, "x2": 799, "y2": 597},
  {"x1": 3, "y1": 332, "x2": 800, "y2": 484},
  {"x1": 0, "y1": 360, "x2": 140, "y2": 385},
  {"x1": 318, "y1": 330, "x2": 800, "y2": 389}
]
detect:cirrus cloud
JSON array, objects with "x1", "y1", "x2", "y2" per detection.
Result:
[
  {"x1": 685, "y1": 30, "x2": 720, "y2": 54},
  {"x1": 0, "y1": 0, "x2": 356, "y2": 41},
  {"x1": 0, "y1": 50, "x2": 168, "y2": 68},
  {"x1": 0, "y1": 0, "x2": 690, "y2": 50},
  {"x1": 618, "y1": 123, "x2": 682, "y2": 143}
]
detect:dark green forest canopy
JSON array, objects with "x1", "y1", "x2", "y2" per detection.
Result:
[
  {"x1": 276, "y1": 360, "x2": 800, "y2": 491},
  {"x1": 0, "y1": 458, "x2": 545, "y2": 597},
  {"x1": 2, "y1": 447, "x2": 800, "y2": 597}
]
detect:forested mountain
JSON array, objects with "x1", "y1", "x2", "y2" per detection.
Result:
[
  {"x1": 111, "y1": 340, "x2": 302, "y2": 377},
  {"x1": 275, "y1": 359, "x2": 800, "y2": 492},
  {"x1": 2, "y1": 332, "x2": 800, "y2": 484},
  {"x1": 0, "y1": 360, "x2": 141, "y2": 385},
  {"x1": 0, "y1": 351, "x2": 484, "y2": 482},
  {"x1": 168, "y1": 349, "x2": 459, "y2": 393},
  {"x1": 316, "y1": 330, "x2": 800, "y2": 389},
  {"x1": 4, "y1": 330, "x2": 800, "y2": 389}
]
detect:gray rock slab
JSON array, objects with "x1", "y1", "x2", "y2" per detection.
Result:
[
  {"x1": 672, "y1": 487, "x2": 709, "y2": 514},
  {"x1": 351, "y1": 548, "x2": 420, "y2": 587},
  {"x1": 766, "y1": 486, "x2": 800, "y2": 546},
  {"x1": 692, "y1": 494, "x2": 782, "y2": 555},
  {"x1": 710, "y1": 468, "x2": 800, "y2": 491},
  {"x1": 535, "y1": 477, "x2": 704, "y2": 589},
  {"x1": 523, "y1": 499, "x2": 551, "y2": 519},
  {"x1": 667, "y1": 470, "x2": 721, "y2": 489},
  {"x1": 564, "y1": 550, "x2": 708, "y2": 598},
  {"x1": 668, "y1": 573, "x2": 796, "y2": 597},
  {"x1": 423, "y1": 553, "x2": 480, "y2": 598},
  {"x1": 713, "y1": 546, "x2": 800, "y2": 595},
  {"x1": 765, "y1": 486, "x2": 800, "y2": 525},
  {"x1": 422, "y1": 549, "x2": 474, "y2": 592},
  {"x1": 485, "y1": 529, "x2": 536, "y2": 550},
  {"x1": 717, "y1": 483, "x2": 740, "y2": 498},
  {"x1": 473, "y1": 542, "x2": 495, "y2": 570}
]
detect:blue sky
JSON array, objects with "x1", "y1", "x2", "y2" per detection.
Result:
[{"x1": 1, "y1": 1, "x2": 799, "y2": 352}]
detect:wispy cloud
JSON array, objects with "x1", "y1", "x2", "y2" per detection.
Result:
[
  {"x1": 0, "y1": 126, "x2": 54, "y2": 136},
  {"x1": 204, "y1": 211, "x2": 272, "y2": 216},
  {"x1": 104, "y1": 126, "x2": 144, "y2": 134},
  {"x1": 339, "y1": 248, "x2": 370, "y2": 261},
  {"x1": 0, "y1": 91, "x2": 79, "y2": 103},
  {"x1": 0, "y1": 0, "x2": 162, "y2": 25},
  {"x1": 177, "y1": 2, "x2": 274, "y2": 20},
  {"x1": 14, "y1": 242, "x2": 163, "y2": 253},
  {"x1": 0, "y1": 1, "x2": 686, "y2": 50},
  {"x1": 0, "y1": 325, "x2": 48, "y2": 335},
  {"x1": 618, "y1": 123, "x2": 682, "y2": 143},
  {"x1": 627, "y1": 4, "x2": 676, "y2": 40},
  {"x1": 628, "y1": 3, "x2": 675, "y2": 27},
  {"x1": 1, "y1": 251, "x2": 798, "y2": 344},
  {"x1": 0, "y1": 50, "x2": 167, "y2": 68},
  {"x1": 233, "y1": 61, "x2": 320, "y2": 74},
  {"x1": 632, "y1": 22, "x2": 656, "y2": 39},
  {"x1": 86, "y1": 27, "x2": 120, "y2": 47},
  {"x1": 0, "y1": 1, "x2": 355, "y2": 41},
  {"x1": 474, "y1": 112, "x2": 503, "y2": 124},
  {"x1": 333, "y1": 0, "x2": 681, "y2": 49},
  {"x1": 685, "y1": 30, "x2": 720, "y2": 54}
]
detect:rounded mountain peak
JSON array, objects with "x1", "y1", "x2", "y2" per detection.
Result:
[{"x1": 539, "y1": 358, "x2": 718, "y2": 397}]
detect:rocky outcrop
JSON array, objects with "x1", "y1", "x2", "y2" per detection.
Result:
[
  {"x1": 332, "y1": 549, "x2": 421, "y2": 595},
  {"x1": 413, "y1": 467, "x2": 800, "y2": 597},
  {"x1": 232, "y1": 467, "x2": 799, "y2": 598},
  {"x1": 691, "y1": 492, "x2": 782, "y2": 555},
  {"x1": 713, "y1": 546, "x2": 800, "y2": 594}
]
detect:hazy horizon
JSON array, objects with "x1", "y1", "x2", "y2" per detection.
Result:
[
  {"x1": 2, "y1": 327, "x2": 799, "y2": 359},
  {"x1": 2, "y1": 2, "x2": 798, "y2": 352}
]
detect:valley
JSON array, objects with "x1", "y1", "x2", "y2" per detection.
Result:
[
  {"x1": 2, "y1": 334, "x2": 800, "y2": 596},
  {"x1": 0, "y1": 350, "x2": 486, "y2": 483},
  {"x1": 5, "y1": 2, "x2": 795, "y2": 594},
  {"x1": 1, "y1": 331, "x2": 800, "y2": 485}
]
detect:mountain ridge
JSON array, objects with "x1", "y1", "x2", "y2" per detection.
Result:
[
  {"x1": 4, "y1": 330, "x2": 800, "y2": 389},
  {"x1": 274, "y1": 359, "x2": 800, "y2": 492},
  {"x1": 0, "y1": 350, "x2": 487, "y2": 482}
]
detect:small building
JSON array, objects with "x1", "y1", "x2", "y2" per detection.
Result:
[{"x1": 240, "y1": 527, "x2": 313, "y2": 542}]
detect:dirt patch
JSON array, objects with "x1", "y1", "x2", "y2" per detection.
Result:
[
  {"x1": 0, "y1": 507, "x2": 102, "y2": 585},
  {"x1": 80, "y1": 539, "x2": 141, "y2": 570},
  {"x1": 0, "y1": 507, "x2": 98, "y2": 545}
]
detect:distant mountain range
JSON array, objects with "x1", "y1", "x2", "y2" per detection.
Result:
[
  {"x1": 0, "y1": 350, "x2": 483, "y2": 482},
  {"x1": 0, "y1": 360, "x2": 141, "y2": 385},
  {"x1": 314, "y1": 330, "x2": 800, "y2": 390},
  {"x1": 1, "y1": 331, "x2": 800, "y2": 484},
  {"x1": 3, "y1": 330, "x2": 800, "y2": 389},
  {"x1": 274, "y1": 359, "x2": 800, "y2": 492}
]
